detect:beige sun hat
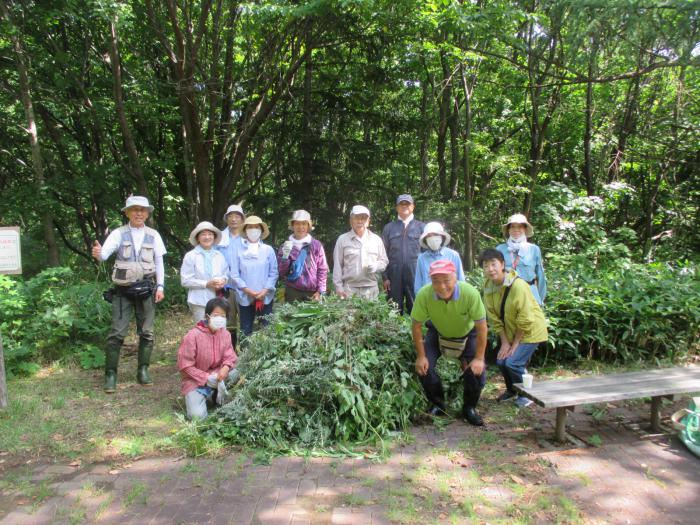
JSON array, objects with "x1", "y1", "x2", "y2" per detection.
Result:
[
  {"x1": 121, "y1": 195, "x2": 154, "y2": 213},
  {"x1": 223, "y1": 204, "x2": 246, "y2": 222},
  {"x1": 502, "y1": 213, "x2": 534, "y2": 238},
  {"x1": 419, "y1": 222, "x2": 452, "y2": 250},
  {"x1": 242, "y1": 215, "x2": 270, "y2": 240},
  {"x1": 288, "y1": 209, "x2": 314, "y2": 230},
  {"x1": 188, "y1": 221, "x2": 222, "y2": 247}
]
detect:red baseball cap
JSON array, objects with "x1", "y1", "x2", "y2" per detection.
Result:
[{"x1": 429, "y1": 260, "x2": 456, "y2": 276}]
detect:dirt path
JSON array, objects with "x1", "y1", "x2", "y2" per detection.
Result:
[{"x1": 1, "y1": 398, "x2": 698, "y2": 525}]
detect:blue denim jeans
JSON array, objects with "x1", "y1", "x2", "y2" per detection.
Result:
[
  {"x1": 239, "y1": 301, "x2": 273, "y2": 336},
  {"x1": 497, "y1": 342, "x2": 540, "y2": 393}
]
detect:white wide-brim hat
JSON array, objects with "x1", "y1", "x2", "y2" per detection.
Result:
[
  {"x1": 419, "y1": 221, "x2": 451, "y2": 249},
  {"x1": 502, "y1": 213, "x2": 534, "y2": 238},
  {"x1": 189, "y1": 221, "x2": 222, "y2": 247},
  {"x1": 242, "y1": 215, "x2": 270, "y2": 240},
  {"x1": 223, "y1": 204, "x2": 246, "y2": 222},
  {"x1": 288, "y1": 209, "x2": 314, "y2": 230},
  {"x1": 122, "y1": 195, "x2": 154, "y2": 213}
]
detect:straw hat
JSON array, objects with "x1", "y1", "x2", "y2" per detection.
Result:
[
  {"x1": 502, "y1": 213, "x2": 534, "y2": 238},
  {"x1": 288, "y1": 209, "x2": 314, "y2": 230},
  {"x1": 121, "y1": 195, "x2": 154, "y2": 213},
  {"x1": 419, "y1": 222, "x2": 451, "y2": 250},
  {"x1": 242, "y1": 215, "x2": 270, "y2": 240},
  {"x1": 188, "y1": 221, "x2": 222, "y2": 247}
]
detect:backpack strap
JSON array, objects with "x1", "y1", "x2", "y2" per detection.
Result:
[{"x1": 499, "y1": 277, "x2": 519, "y2": 322}]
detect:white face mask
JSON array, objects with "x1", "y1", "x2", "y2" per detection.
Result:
[
  {"x1": 208, "y1": 315, "x2": 227, "y2": 330},
  {"x1": 426, "y1": 236, "x2": 443, "y2": 251},
  {"x1": 246, "y1": 228, "x2": 262, "y2": 242}
]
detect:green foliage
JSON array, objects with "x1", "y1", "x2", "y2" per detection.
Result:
[
  {"x1": 0, "y1": 268, "x2": 111, "y2": 375},
  {"x1": 208, "y1": 297, "x2": 423, "y2": 451},
  {"x1": 546, "y1": 261, "x2": 700, "y2": 363}
]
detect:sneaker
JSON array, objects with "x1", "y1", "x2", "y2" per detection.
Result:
[
  {"x1": 515, "y1": 396, "x2": 533, "y2": 408},
  {"x1": 497, "y1": 390, "x2": 516, "y2": 403}
]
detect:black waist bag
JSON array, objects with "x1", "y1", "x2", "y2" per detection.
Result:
[{"x1": 119, "y1": 279, "x2": 155, "y2": 300}]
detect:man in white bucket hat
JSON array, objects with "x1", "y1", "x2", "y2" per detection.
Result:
[
  {"x1": 92, "y1": 195, "x2": 167, "y2": 393},
  {"x1": 332, "y1": 205, "x2": 388, "y2": 299}
]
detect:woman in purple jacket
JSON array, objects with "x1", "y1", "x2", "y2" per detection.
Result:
[{"x1": 277, "y1": 210, "x2": 329, "y2": 302}]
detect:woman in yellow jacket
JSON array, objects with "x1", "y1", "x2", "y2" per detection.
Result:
[{"x1": 479, "y1": 248, "x2": 548, "y2": 408}]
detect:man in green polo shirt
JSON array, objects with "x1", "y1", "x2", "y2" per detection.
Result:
[{"x1": 411, "y1": 259, "x2": 488, "y2": 425}]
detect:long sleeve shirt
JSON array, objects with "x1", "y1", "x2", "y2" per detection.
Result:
[
  {"x1": 332, "y1": 229, "x2": 388, "y2": 293},
  {"x1": 482, "y1": 272, "x2": 548, "y2": 344},
  {"x1": 496, "y1": 242, "x2": 547, "y2": 305},
  {"x1": 414, "y1": 247, "x2": 466, "y2": 296},
  {"x1": 180, "y1": 248, "x2": 229, "y2": 307},
  {"x1": 229, "y1": 239, "x2": 279, "y2": 306},
  {"x1": 277, "y1": 237, "x2": 329, "y2": 293},
  {"x1": 177, "y1": 323, "x2": 238, "y2": 396}
]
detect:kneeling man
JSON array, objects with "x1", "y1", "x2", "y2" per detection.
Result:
[{"x1": 411, "y1": 260, "x2": 488, "y2": 425}]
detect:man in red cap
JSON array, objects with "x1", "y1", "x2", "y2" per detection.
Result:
[{"x1": 410, "y1": 259, "x2": 488, "y2": 425}]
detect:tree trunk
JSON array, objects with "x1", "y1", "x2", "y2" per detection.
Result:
[
  {"x1": 583, "y1": 34, "x2": 598, "y2": 196},
  {"x1": 109, "y1": 18, "x2": 148, "y2": 195},
  {"x1": 3, "y1": 3, "x2": 60, "y2": 266}
]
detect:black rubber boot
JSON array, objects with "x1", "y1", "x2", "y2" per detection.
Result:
[
  {"x1": 421, "y1": 379, "x2": 447, "y2": 416},
  {"x1": 462, "y1": 371, "x2": 484, "y2": 426},
  {"x1": 104, "y1": 342, "x2": 121, "y2": 393},
  {"x1": 137, "y1": 340, "x2": 153, "y2": 386}
]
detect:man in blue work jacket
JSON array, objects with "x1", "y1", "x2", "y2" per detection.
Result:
[{"x1": 381, "y1": 194, "x2": 425, "y2": 315}]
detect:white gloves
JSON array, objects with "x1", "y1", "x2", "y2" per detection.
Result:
[{"x1": 281, "y1": 241, "x2": 293, "y2": 258}]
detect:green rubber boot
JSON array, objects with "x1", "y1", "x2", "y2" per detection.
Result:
[
  {"x1": 137, "y1": 341, "x2": 153, "y2": 386},
  {"x1": 104, "y1": 343, "x2": 121, "y2": 393}
]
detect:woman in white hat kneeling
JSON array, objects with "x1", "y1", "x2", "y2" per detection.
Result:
[
  {"x1": 181, "y1": 222, "x2": 229, "y2": 322},
  {"x1": 229, "y1": 216, "x2": 279, "y2": 336},
  {"x1": 496, "y1": 214, "x2": 547, "y2": 305}
]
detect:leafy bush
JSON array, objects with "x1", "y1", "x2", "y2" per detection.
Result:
[
  {"x1": 207, "y1": 297, "x2": 423, "y2": 450},
  {"x1": 0, "y1": 268, "x2": 111, "y2": 375},
  {"x1": 546, "y1": 260, "x2": 700, "y2": 363}
]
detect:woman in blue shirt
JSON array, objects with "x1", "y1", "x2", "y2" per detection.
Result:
[
  {"x1": 414, "y1": 222, "x2": 465, "y2": 296},
  {"x1": 229, "y1": 216, "x2": 279, "y2": 336},
  {"x1": 496, "y1": 214, "x2": 547, "y2": 305}
]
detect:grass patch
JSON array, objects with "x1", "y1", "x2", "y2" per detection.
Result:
[
  {"x1": 122, "y1": 481, "x2": 149, "y2": 508},
  {"x1": 0, "y1": 310, "x2": 197, "y2": 465}
]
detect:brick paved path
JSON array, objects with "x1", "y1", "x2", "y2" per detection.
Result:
[{"x1": 2, "y1": 403, "x2": 699, "y2": 525}]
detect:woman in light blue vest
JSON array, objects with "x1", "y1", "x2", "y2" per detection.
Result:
[{"x1": 496, "y1": 214, "x2": 547, "y2": 305}]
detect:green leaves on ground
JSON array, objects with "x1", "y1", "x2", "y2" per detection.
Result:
[{"x1": 208, "y1": 297, "x2": 423, "y2": 450}]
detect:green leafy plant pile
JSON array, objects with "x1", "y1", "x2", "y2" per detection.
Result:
[
  {"x1": 208, "y1": 297, "x2": 423, "y2": 450},
  {"x1": 0, "y1": 267, "x2": 111, "y2": 375}
]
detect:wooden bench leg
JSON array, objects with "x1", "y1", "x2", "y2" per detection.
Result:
[
  {"x1": 650, "y1": 396, "x2": 662, "y2": 432},
  {"x1": 555, "y1": 407, "x2": 568, "y2": 442}
]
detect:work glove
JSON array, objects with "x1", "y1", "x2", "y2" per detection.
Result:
[
  {"x1": 281, "y1": 241, "x2": 293, "y2": 258},
  {"x1": 365, "y1": 261, "x2": 378, "y2": 274},
  {"x1": 206, "y1": 373, "x2": 218, "y2": 388}
]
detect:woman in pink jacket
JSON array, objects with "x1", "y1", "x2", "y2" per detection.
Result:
[{"x1": 177, "y1": 297, "x2": 239, "y2": 419}]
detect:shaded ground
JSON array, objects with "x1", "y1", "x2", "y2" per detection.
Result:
[
  {"x1": 1, "y1": 394, "x2": 698, "y2": 524},
  {"x1": 1, "y1": 310, "x2": 698, "y2": 524}
]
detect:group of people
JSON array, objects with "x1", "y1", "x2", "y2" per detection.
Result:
[{"x1": 93, "y1": 194, "x2": 548, "y2": 424}]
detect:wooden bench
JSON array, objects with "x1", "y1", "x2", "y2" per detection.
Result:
[{"x1": 513, "y1": 366, "x2": 700, "y2": 442}]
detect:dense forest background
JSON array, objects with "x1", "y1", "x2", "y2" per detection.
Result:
[{"x1": 1, "y1": 1, "x2": 699, "y2": 373}]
